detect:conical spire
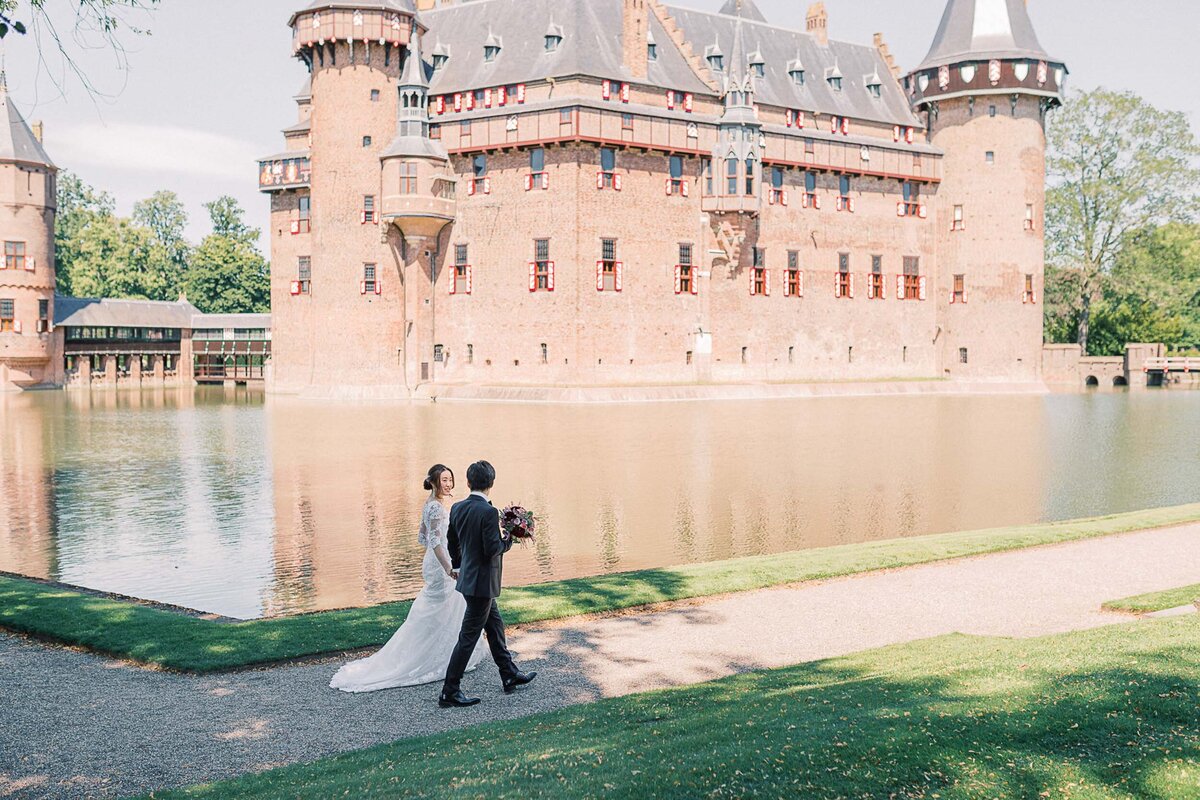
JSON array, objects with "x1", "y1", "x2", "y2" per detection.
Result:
[
  {"x1": 399, "y1": 28, "x2": 428, "y2": 89},
  {"x1": 718, "y1": 0, "x2": 767, "y2": 23},
  {"x1": 0, "y1": 71, "x2": 55, "y2": 168},
  {"x1": 918, "y1": 0, "x2": 1056, "y2": 71}
]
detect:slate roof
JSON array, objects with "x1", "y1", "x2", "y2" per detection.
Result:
[
  {"x1": 917, "y1": 0, "x2": 1058, "y2": 72},
  {"x1": 192, "y1": 313, "x2": 271, "y2": 330},
  {"x1": 665, "y1": 5, "x2": 920, "y2": 126},
  {"x1": 717, "y1": 0, "x2": 767, "y2": 23},
  {"x1": 54, "y1": 296, "x2": 200, "y2": 329},
  {"x1": 422, "y1": 0, "x2": 710, "y2": 96},
  {"x1": 0, "y1": 76, "x2": 55, "y2": 169}
]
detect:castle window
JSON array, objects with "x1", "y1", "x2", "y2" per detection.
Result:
[
  {"x1": 985, "y1": 151, "x2": 995, "y2": 164},
  {"x1": 362, "y1": 136, "x2": 372, "y2": 147},
  {"x1": 785, "y1": 250, "x2": 802, "y2": 297},
  {"x1": 297, "y1": 196, "x2": 311, "y2": 233},
  {"x1": 867, "y1": 83, "x2": 881, "y2": 99},
  {"x1": 836, "y1": 253, "x2": 852, "y2": 298},
  {"x1": 461, "y1": 120, "x2": 472, "y2": 137},
  {"x1": 744, "y1": 158, "x2": 755, "y2": 195},
  {"x1": 531, "y1": 148, "x2": 545, "y2": 172},
  {"x1": 702, "y1": 158, "x2": 713, "y2": 195},
  {"x1": 959, "y1": 347, "x2": 969, "y2": 364},
  {"x1": 1024, "y1": 274, "x2": 1037, "y2": 304},
  {"x1": 1025, "y1": 204, "x2": 1036, "y2": 231},
  {"x1": 473, "y1": 154, "x2": 488, "y2": 176},
  {"x1": 433, "y1": 53, "x2": 448, "y2": 70},
  {"x1": 869, "y1": 255, "x2": 884, "y2": 299},
  {"x1": 952, "y1": 274, "x2": 967, "y2": 304},
  {"x1": 902, "y1": 256, "x2": 922, "y2": 300},
  {"x1": 599, "y1": 147, "x2": 618, "y2": 189},
  {"x1": 726, "y1": 158, "x2": 738, "y2": 195},
  {"x1": 742, "y1": 346, "x2": 749, "y2": 364},
  {"x1": 803, "y1": 171, "x2": 818, "y2": 206},
  {"x1": 362, "y1": 264, "x2": 377, "y2": 295},
  {"x1": 533, "y1": 238, "x2": 554, "y2": 292},
  {"x1": 989, "y1": 105, "x2": 997, "y2": 118},
  {"x1": 599, "y1": 238, "x2": 620, "y2": 292},
  {"x1": 484, "y1": 45, "x2": 501, "y2": 62},
  {"x1": 789, "y1": 67, "x2": 805, "y2": 86},
  {"x1": 676, "y1": 243, "x2": 695, "y2": 295},
  {"x1": 751, "y1": 57, "x2": 765, "y2": 78},
  {"x1": 559, "y1": 107, "x2": 573, "y2": 125},
  {"x1": 430, "y1": 123, "x2": 441, "y2": 139},
  {"x1": 362, "y1": 195, "x2": 376, "y2": 224},
  {"x1": 3, "y1": 241, "x2": 26, "y2": 270},
  {"x1": 828, "y1": 75, "x2": 842, "y2": 92},
  {"x1": 540, "y1": 343, "x2": 548, "y2": 364},
  {"x1": 545, "y1": 34, "x2": 562, "y2": 52},
  {"x1": 708, "y1": 54, "x2": 724, "y2": 72},
  {"x1": 648, "y1": 42, "x2": 658, "y2": 60},
  {"x1": 370, "y1": 89, "x2": 380, "y2": 102},
  {"x1": 297, "y1": 256, "x2": 311, "y2": 294},
  {"x1": 398, "y1": 163, "x2": 418, "y2": 195},
  {"x1": 837, "y1": 175, "x2": 853, "y2": 212},
  {"x1": 453, "y1": 244, "x2": 471, "y2": 295},
  {"x1": 467, "y1": 344, "x2": 474, "y2": 364},
  {"x1": 38, "y1": 300, "x2": 48, "y2": 332},
  {"x1": 0, "y1": 299, "x2": 13, "y2": 332},
  {"x1": 901, "y1": 181, "x2": 922, "y2": 217},
  {"x1": 952, "y1": 205, "x2": 965, "y2": 231},
  {"x1": 622, "y1": 112, "x2": 634, "y2": 131}
]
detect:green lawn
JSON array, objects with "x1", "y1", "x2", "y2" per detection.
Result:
[
  {"x1": 148, "y1": 615, "x2": 1200, "y2": 800},
  {"x1": 1105, "y1": 584, "x2": 1200, "y2": 614},
  {"x1": 3, "y1": 502, "x2": 1199, "y2": 673}
]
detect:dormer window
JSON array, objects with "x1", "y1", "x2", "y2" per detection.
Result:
[
  {"x1": 789, "y1": 67, "x2": 805, "y2": 86},
  {"x1": 485, "y1": 45, "x2": 500, "y2": 62},
  {"x1": 749, "y1": 50, "x2": 765, "y2": 78},
  {"x1": 867, "y1": 82, "x2": 881, "y2": 98},
  {"x1": 826, "y1": 64, "x2": 844, "y2": 92},
  {"x1": 545, "y1": 34, "x2": 561, "y2": 52},
  {"x1": 708, "y1": 54, "x2": 724, "y2": 72},
  {"x1": 648, "y1": 42, "x2": 657, "y2": 60},
  {"x1": 432, "y1": 43, "x2": 449, "y2": 71}
]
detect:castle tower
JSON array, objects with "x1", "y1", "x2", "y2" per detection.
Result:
[
  {"x1": 380, "y1": 30, "x2": 456, "y2": 388},
  {"x1": 0, "y1": 69, "x2": 58, "y2": 391},
  {"x1": 908, "y1": 0, "x2": 1066, "y2": 382},
  {"x1": 267, "y1": 0, "x2": 420, "y2": 396}
]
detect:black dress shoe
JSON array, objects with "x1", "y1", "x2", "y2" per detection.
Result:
[
  {"x1": 503, "y1": 671, "x2": 538, "y2": 693},
  {"x1": 438, "y1": 690, "x2": 481, "y2": 708}
]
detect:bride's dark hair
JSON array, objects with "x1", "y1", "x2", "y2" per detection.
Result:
[{"x1": 423, "y1": 464, "x2": 454, "y2": 495}]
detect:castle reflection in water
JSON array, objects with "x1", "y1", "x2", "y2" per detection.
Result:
[{"x1": 2, "y1": 387, "x2": 1199, "y2": 619}]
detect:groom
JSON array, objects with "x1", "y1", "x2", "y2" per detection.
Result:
[{"x1": 439, "y1": 460, "x2": 537, "y2": 708}]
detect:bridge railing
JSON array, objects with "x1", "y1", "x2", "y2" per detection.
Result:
[{"x1": 1144, "y1": 357, "x2": 1199, "y2": 372}]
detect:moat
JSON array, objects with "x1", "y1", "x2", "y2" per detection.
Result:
[{"x1": 2, "y1": 387, "x2": 1198, "y2": 619}]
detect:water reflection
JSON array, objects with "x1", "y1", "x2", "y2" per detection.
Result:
[{"x1": 1, "y1": 388, "x2": 1198, "y2": 619}]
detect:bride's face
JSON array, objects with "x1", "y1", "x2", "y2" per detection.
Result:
[{"x1": 439, "y1": 472, "x2": 455, "y2": 498}]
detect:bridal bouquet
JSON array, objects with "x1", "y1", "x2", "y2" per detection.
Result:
[{"x1": 501, "y1": 504, "x2": 536, "y2": 541}]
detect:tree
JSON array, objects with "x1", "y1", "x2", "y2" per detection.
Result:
[
  {"x1": 133, "y1": 190, "x2": 190, "y2": 301},
  {"x1": 1112, "y1": 222, "x2": 1200, "y2": 350},
  {"x1": 183, "y1": 197, "x2": 270, "y2": 315},
  {"x1": 1045, "y1": 89, "x2": 1200, "y2": 353},
  {"x1": 55, "y1": 171, "x2": 116, "y2": 296},
  {"x1": 1085, "y1": 292, "x2": 1185, "y2": 358},
  {"x1": 0, "y1": 1, "x2": 160, "y2": 95}
]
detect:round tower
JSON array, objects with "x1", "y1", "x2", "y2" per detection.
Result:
[
  {"x1": 0, "y1": 70, "x2": 58, "y2": 391},
  {"x1": 907, "y1": 0, "x2": 1066, "y2": 383},
  {"x1": 279, "y1": 0, "x2": 420, "y2": 395}
]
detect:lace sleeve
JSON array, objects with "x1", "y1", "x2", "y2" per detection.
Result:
[{"x1": 425, "y1": 501, "x2": 449, "y2": 550}]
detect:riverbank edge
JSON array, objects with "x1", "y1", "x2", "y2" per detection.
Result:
[
  {"x1": 141, "y1": 616, "x2": 1200, "y2": 800},
  {"x1": 2, "y1": 503, "x2": 1198, "y2": 673},
  {"x1": 425, "y1": 378, "x2": 1049, "y2": 404}
]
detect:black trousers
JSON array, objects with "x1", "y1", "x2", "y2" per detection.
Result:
[{"x1": 442, "y1": 595, "x2": 517, "y2": 694}]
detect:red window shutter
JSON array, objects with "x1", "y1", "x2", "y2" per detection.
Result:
[
  {"x1": 360, "y1": 211, "x2": 368, "y2": 224},
  {"x1": 750, "y1": 269, "x2": 757, "y2": 296},
  {"x1": 525, "y1": 174, "x2": 533, "y2": 191},
  {"x1": 547, "y1": 261, "x2": 555, "y2": 291},
  {"x1": 798, "y1": 270, "x2": 804, "y2": 297},
  {"x1": 848, "y1": 197, "x2": 856, "y2": 213},
  {"x1": 290, "y1": 281, "x2": 301, "y2": 296},
  {"x1": 498, "y1": 86, "x2": 507, "y2": 105},
  {"x1": 615, "y1": 262, "x2": 624, "y2": 292},
  {"x1": 466, "y1": 92, "x2": 475, "y2": 111},
  {"x1": 596, "y1": 261, "x2": 604, "y2": 291},
  {"x1": 529, "y1": 262, "x2": 537, "y2": 292},
  {"x1": 375, "y1": 279, "x2": 383, "y2": 296},
  {"x1": 13, "y1": 320, "x2": 21, "y2": 334},
  {"x1": 893, "y1": 125, "x2": 901, "y2": 142},
  {"x1": 454, "y1": 93, "x2": 463, "y2": 112},
  {"x1": 780, "y1": 190, "x2": 787, "y2": 206},
  {"x1": 602, "y1": 79, "x2": 611, "y2": 100},
  {"x1": 786, "y1": 110, "x2": 794, "y2": 127},
  {"x1": 596, "y1": 171, "x2": 604, "y2": 190},
  {"x1": 614, "y1": 174, "x2": 623, "y2": 191},
  {"x1": 765, "y1": 269, "x2": 771, "y2": 296},
  {"x1": 962, "y1": 289, "x2": 967, "y2": 304},
  {"x1": 834, "y1": 274, "x2": 842, "y2": 298},
  {"x1": 906, "y1": 128, "x2": 915, "y2": 144},
  {"x1": 684, "y1": 93, "x2": 693, "y2": 112},
  {"x1": 467, "y1": 266, "x2": 474, "y2": 295},
  {"x1": 542, "y1": 173, "x2": 549, "y2": 190},
  {"x1": 797, "y1": 111, "x2": 805, "y2": 128},
  {"x1": 436, "y1": 96, "x2": 445, "y2": 114},
  {"x1": 360, "y1": 280, "x2": 367, "y2": 295},
  {"x1": 831, "y1": 116, "x2": 839, "y2": 134},
  {"x1": 814, "y1": 194, "x2": 821, "y2": 210},
  {"x1": 896, "y1": 275, "x2": 904, "y2": 299},
  {"x1": 880, "y1": 275, "x2": 886, "y2": 299},
  {"x1": 783, "y1": 274, "x2": 791, "y2": 297},
  {"x1": 897, "y1": 201, "x2": 905, "y2": 217},
  {"x1": 768, "y1": 191, "x2": 776, "y2": 206},
  {"x1": 681, "y1": 181, "x2": 689, "y2": 197},
  {"x1": 842, "y1": 118, "x2": 850, "y2": 135},
  {"x1": 449, "y1": 271, "x2": 457, "y2": 295},
  {"x1": 848, "y1": 273, "x2": 855, "y2": 299},
  {"x1": 674, "y1": 265, "x2": 682, "y2": 295},
  {"x1": 621, "y1": 83, "x2": 630, "y2": 103},
  {"x1": 291, "y1": 220, "x2": 300, "y2": 235},
  {"x1": 484, "y1": 88, "x2": 492, "y2": 107},
  {"x1": 665, "y1": 178, "x2": 673, "y2": 196},
  {"x1": 919, "y1": 276, "x2": 928, "y2": 301},
  {"x1": 517, "y1": 84, "x2": 526, "y2": 103},
  {"x1": 483, "y1": 177, "x2": 491, "y2": 194},
  {"x1": 691, "y1": 274, "x2": 699, "y2": 295},
  {"x1": 666, "y1": 90, "x2": 676, "y2": 110},
  {"x1": 867, "y1": 277, "x2": 875, "y2": 299},
  {"x1": 918, "y1": 204, "x2": 928, "y2": 219}
]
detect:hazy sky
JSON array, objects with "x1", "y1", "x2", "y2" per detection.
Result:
[{"x1": 4, "y1": 0, "x2": 1198, "y2": 243}]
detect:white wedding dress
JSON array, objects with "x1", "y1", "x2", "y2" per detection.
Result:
[{"x1": 330, "y1": 498, "x2": 485, "y2": 692}]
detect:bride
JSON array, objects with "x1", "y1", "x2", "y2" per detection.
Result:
[{"x1": 331, "y1": 464, "x2": 485, "y2": 692}]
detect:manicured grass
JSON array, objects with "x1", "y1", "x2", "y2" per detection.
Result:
[
  {"x1": 1105, "y1": 583, "x2": 1200, "y2": 614},
  {"x1": 148, "y1": 615, "x2": 1200, "y2": 800},
  {"x1": 3, "y1": 502, "x2": 1199, "y2": 673}
]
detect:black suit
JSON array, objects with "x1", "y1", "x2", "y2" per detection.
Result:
[{"x1": 442, "y1": 493, "x2": 517, "y2": 693}]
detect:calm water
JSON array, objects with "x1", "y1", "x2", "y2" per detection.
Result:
[{"x1": 1, "y1": 387, "x2": 1198, "y2": 619}]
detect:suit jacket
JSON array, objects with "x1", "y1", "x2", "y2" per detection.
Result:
[{"x1": 447, "y1": 493, "x2": 513, "y2": 599}]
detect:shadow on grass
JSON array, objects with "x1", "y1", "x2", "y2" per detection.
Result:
[{"x1": 154, "y1": 618, "x2": 1200, "y2": 800}]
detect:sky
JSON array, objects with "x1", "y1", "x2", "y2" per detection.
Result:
[{"x1": 4, "y1": 0, "x2": 1199, "y2": 244}]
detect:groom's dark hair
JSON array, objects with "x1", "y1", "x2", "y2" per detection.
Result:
[{"x1": 467, "y1": 460, "x2": 496, "y2": 492}]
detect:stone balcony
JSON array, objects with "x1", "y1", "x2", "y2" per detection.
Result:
[
  {"x1": 258, "y1": 152, "x2": 311, "y2": 193},
  {"x1": 701, "y1": 194, "x2": 761, "y2": 215}
]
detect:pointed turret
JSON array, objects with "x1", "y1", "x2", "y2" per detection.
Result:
[
  {"x1": 0, "y1": 72, "x2": 55, "y2": 169},
  {"x1": 717, "y1": 0, "x2": 766, "y2": 23}
]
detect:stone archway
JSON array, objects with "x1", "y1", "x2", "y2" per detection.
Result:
[
  {"x1": 1113, "y1": 376, "x2": 1128, "y2": 387},
  {"x1": 1085, "y1": 375, "x2": 1099, "y2": 388}
]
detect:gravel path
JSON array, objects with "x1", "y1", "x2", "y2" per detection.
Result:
[{"x1": 2, "y1": 524, "x2": 1198, "y2": 799}]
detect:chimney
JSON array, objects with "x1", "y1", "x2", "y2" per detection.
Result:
[
  {"x1": 806, "y1": 2, "x2": 828, "y2": 47},
  {"x1": 623, "y1": 0, "x2": 649, "y2": 80},
  {"x1": 32, "y1": 121, "x2": 44, "y2": 143}
]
